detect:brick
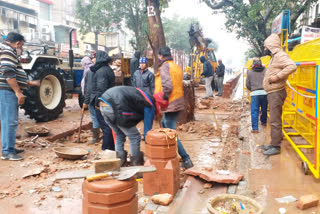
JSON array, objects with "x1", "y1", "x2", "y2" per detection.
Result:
[
  {"x1": 93, "y1": 159, "x2": 121, "y2": 173},
  {"x1": 297, "y1": 194, "x2": 319, "y2": 210},
  {"x1": 151, "y1": 193, "x2": 173, "y2": 206}
]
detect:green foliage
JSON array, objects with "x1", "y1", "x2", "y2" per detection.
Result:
[
  {"x1": 163, "y1": 16, "x2": 218, "y2": 54},
  {"x1": 76, "y1": 0, "x2": 149, "y2": 52},
  {"x1": 202, "y1": 0, "x2": 318, "y2": 57},
  {"x1": 244, "y1": 48, "x2": 260, "y2": 62},
  {"x1": 162, "y1": 15, "x2": 196, "y2": 53}
]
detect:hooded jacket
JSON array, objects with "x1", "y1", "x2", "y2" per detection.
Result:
[
  {"x1": 84, "y1": 50, "x2": 115, "y2": 105},
  {"x1": 130, "y1": 51, "x2": 141, "y2": 79},
  {"x1": 246, "y1": 65, "x2": 266, "y2": 92},
  {"x1": 81, "y1": 56, "x2": 93, "y2": 95},
  {"x1": 263, "y1": 34, "x2": 297, "y2": 93},
  {"x1": 101, "y1": 86, "x2": 155, "y2": 127},
  {"x1": 200, "y1": 56, "x2": 213, "y2": 77}
]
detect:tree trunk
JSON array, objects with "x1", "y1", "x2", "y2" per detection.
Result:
[{"x1": 147, "y1": 0, "x2": 166, "y2": 73}]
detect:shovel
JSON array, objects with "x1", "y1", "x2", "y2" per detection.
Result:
[
  {"x1": 86, "y1": 168, "x2": 140, "y2": 181},
  {"x1": 77, "y1": 106, "x2": 85, "y2": 143}
]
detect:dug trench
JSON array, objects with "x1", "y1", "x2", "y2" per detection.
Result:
[{"x1": 0, "y1": 86, "x2": 247, "y2": 214}]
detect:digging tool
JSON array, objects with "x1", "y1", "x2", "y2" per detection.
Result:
[
  {"x1": 86, "y1": 168, "x2": 140, "y2": 181},
  {"x1": 55, "y1": 166, "x2": 156, "y2": 181},
  {"x1": 77, "y1": 106, "x2": 85, "y2": 142}
]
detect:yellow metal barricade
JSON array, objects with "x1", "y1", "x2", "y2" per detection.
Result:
[{"x1": 282, "y1": 37, "x2": 320, "y2": 178}]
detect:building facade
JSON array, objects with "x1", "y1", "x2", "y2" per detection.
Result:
[{"x1": 0, "y1": 0, "x2": 135, "y2": 58}]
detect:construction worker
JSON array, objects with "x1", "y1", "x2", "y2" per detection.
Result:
[
  {"x1": 132, "y1": 57, "x2": 155, "y2": 95},
  {"x1": 83, "y1": 50, "x2": 115, "y2": 151},
  {"x1": 130, "y1": 51, "x2": 141, "y2": 85},
  {"x1": 0, "y1": 32, "x2": 40, "y2": 161},
  {"x1": 200, "y1": 56, "x2": 213, "y2": 99},
  {"x1": 215, "y1": 59, "x2": 225, "y2": 96},
  {"x1": 99, "y1": 86, "x2": 168, "y2": 166},
  {"x1": 261, "y1": 33, "x2": 297, "y2": 156},
  {"x1": 155, "y1": 46, "x2": 194, "y2": 169},
  {"x1": 246, "y1": 58, "x2": 268, "y2": 133},
  {"x1": 81, "y1": 56, "x2": 101, "y2": 144}
]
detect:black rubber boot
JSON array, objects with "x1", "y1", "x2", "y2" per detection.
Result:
[
  {"x1": 130, "y1": 151, "x2": 144, "y2": 166},
  {"x1": 89, "y1": 128, "x2": 100, "y2": 144},
  {"x1": 181, "y1": 158, "x2": 194, "y2": 169},
  {"x1": 116, "y1": 150, "x2": 128, "y2": 166}
]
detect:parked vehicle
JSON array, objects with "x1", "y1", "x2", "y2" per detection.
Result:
[{"x1": 20, "y1": 42, "x2": 84, "y2": 122}]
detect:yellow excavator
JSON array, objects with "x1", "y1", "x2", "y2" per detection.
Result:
[{"x1": 186, "y1": 23, "x2": 218, "y2": 82}]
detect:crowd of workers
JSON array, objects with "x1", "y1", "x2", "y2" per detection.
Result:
[{"x1": 0, "y1": 31, "x2": 297, "y2": 166}]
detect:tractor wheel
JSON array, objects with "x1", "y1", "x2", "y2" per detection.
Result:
[{"x1": 23, "y1": 63, "x2": 65, "y2": 122}]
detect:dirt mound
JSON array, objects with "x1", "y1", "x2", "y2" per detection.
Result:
[{"x1": 178, "y1": 121, "x2": 219, "y2": 137}]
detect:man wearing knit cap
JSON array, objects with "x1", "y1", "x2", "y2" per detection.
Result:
[{"x1": 132, "y1": 57, "x2": 154, "y2": 95}]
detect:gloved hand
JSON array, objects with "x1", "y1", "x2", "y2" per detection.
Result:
[{"x1": 163, "y1": 93, "x2": 169, "y2": 101}]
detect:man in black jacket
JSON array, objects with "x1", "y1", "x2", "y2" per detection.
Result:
[
  {"x1": 130, "y1": 51, "x2": 141, "y2": 85},
  {"x1": 99, "y1": 86, "x2": 168, "y2": 166},
  {"x1": 215, "y1": 59, "x2": 225, "y2": 96},
  {"x1": 200, "y1": 56, "x2": 213, "y2": 98},
  {"x1": 83, "y1": 50, "x2": 115, "y2": 151}
]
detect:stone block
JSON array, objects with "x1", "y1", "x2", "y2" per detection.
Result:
[
  {"x1": 143, "y1": 158, "x2": 180, "y2": 196},
  {"x1": 151, "y1": 193, "x2": 173, "y2": 206},
  {"x1": 93, "y1": 159, "x2": 121, "y2": 173}
]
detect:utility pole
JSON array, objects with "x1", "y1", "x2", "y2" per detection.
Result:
[{"x1": 147, "y1": 0, "x2": 166, "y2": 73}]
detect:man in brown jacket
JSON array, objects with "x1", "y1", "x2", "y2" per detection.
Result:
[{"x1": 261, "y1": 33, "x2": 297, "y2": 156}]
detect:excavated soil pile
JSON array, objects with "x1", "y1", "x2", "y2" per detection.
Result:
[{"x1": 177, "y1": 121, "x2": 220, "y2": 137}]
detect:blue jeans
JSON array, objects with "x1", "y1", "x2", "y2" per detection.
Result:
[
  {"x1": 144, "y1": 106, "x2": 155, "y2": 139},
  {"x1": 0, "y1": 90, "x2": 18, "y2": 155},
  {"x1": 217, "y1": 76, "x2": 224, "y2": 95},
  {"x1": 250, "y1": 95, "x2": 268, "y2": 130},
  {"x1": 100, "y1": 106, "x2": 141, "y2": 157},
  {"x1": 89, "y1": 103, "x2": 100, "y2": 129},
  {"x1": 161, "y1": 112, "x2": 190, "y2": 161},
  {"x1": 95, "y1": 108, "x2": 114, "y2": 150}
]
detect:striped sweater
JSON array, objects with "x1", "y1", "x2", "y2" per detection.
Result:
[{"x1": 0, "y1": 43, "x2": 28, "y2": 91}]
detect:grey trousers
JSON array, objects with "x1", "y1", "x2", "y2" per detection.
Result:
[
  {"x1": 217, "y1": 76, "x2": 224, "y2": 95},
  {"x1": 267, "y1": 89, "x2": 287, "y2": 147}
]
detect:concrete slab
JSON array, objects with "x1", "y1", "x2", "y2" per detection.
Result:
[{"x1": 167, "y1": 176, "x2": 227, "y2": 214}]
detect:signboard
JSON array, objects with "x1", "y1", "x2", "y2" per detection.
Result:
[
  {"x1": 71, "y1": 30, "x2": 77, "y2": 47},
  {"x1": 60, "y1": 44, "x2": 69, "y2": 53},
  {"x1": 301, "y1": 26, "x2": 320, "y2": 43},
  {"x1": 271, "y1": 10, "x2": 291, "y2": 34}
]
